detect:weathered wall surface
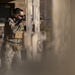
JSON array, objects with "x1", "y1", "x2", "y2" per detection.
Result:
[
  {"x1": 42, "y1": 0, "x2": 71, "y2": 75},
  {"x1": 51, "y1": 0, "x2": 71, "y2": 75},
  {"x1": 71, "y1": 0, "x2": 75, "y2": 75},
  {"x1": 53, "y1": 0, "x2": 70, "y2": 55},
  {"x1": 40, "y1": 0, "x2": 53, "y2": 61}
]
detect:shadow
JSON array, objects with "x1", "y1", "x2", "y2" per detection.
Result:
[{"x1": 0, "y1": 0, "x2": 15, "y2": 3}]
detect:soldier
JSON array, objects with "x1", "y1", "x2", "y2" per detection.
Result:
[{"x1": 0, "y1": 8, "x2": 26, "y2": 75}]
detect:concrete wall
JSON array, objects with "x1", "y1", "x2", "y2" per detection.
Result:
[
  {"x1": 51, "y1": 0, "x2": 71, "y2": 75},
  {"x1": 71, "y1": 0, "x2": 75, "y2": 75},
  {"x1": 52, "y1": 0, "x2": 70, "y2": 55},
  {"x1": 40, "y1": 0, "x2": 72, "y2": 75},
  {"x1": 44, "y1": 0, "x2": 71, "y2": 75}
]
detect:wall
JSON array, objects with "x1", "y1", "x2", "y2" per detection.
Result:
[
  {"x1": 53, "y1": 0, "x2": 70, "y2": 55},
  {"x1": 52, "y1": 0, "x2": 71, "y2": 75},
  {"x1": 71, "y1": 0, "x2": 75, "y2": 75},
  {"x1": 40, "y1": 0, "x2": 71, "y2": 75},
  {"x1": 43, "y1": 0, "x2": 71, "y2": 75}
]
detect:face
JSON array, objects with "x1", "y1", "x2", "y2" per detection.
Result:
[
  {"x1": 18, "y1": 11, "x2": 24, "y2": 19},
  {"x1": 15, "y1": 11, "x2": 24, "y2": 19},
  {"x1": 20, "y1": 11, "x2": 24, "y2": 16}
]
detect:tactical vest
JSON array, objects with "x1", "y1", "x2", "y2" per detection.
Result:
[{"x1": 4, "y1": 17, "x2": 25, "y2": 41}]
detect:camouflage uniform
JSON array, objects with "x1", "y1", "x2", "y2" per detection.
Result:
[{"x1": 1, "y1": 17, "x2": 25, "y2": 75}]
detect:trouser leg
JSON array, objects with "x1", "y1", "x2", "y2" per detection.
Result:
[
  {"x1": 12, "y1": 50, "x2": 21, "y2": 66},
  {"x1": 1, "y1": 42, "x2": 14, "y2": 75},
  {"x1": 11, "y1": 51, "x2": 22, "y2": 75}
]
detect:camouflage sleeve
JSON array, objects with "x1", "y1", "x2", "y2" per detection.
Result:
[
  {"x1": 8, "y1": 18, "x2": 19, "y2": 33},
  {"x1": 19, "y1": 22, "x2": 25, "y2": 31},
  {"x1": 16, "y1": 20, "x2": 26, "y2": 31}
]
